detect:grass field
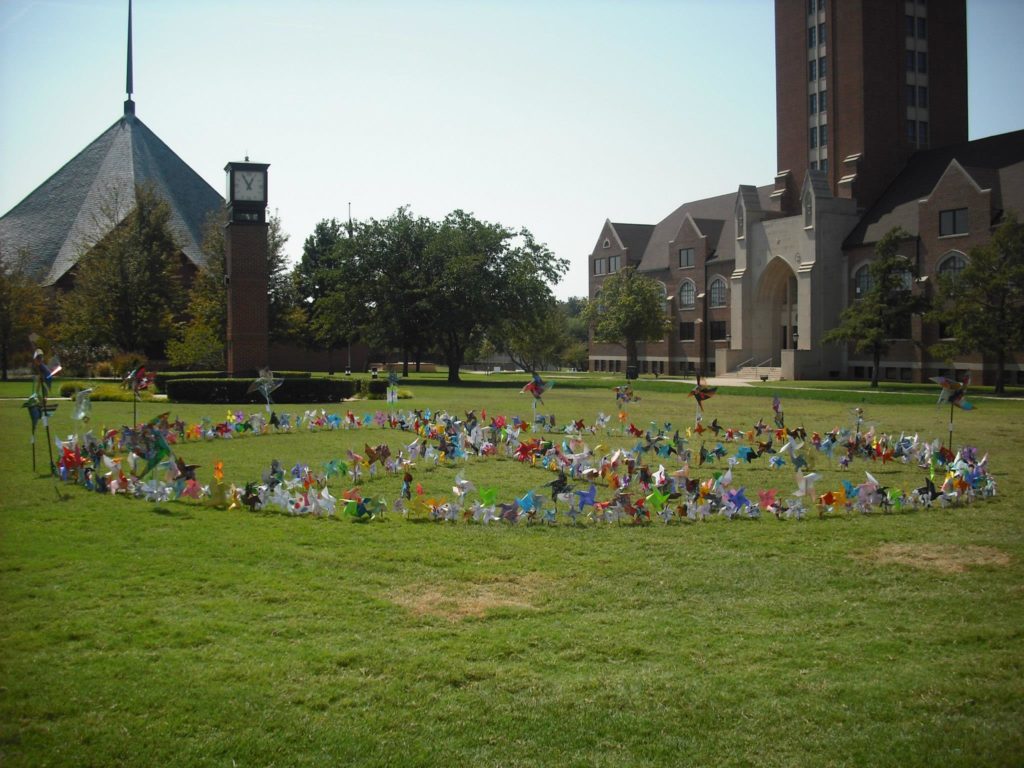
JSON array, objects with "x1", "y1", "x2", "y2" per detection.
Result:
[{"x1": 1, "y1": 375, "x2": 1022, "y2": 766}]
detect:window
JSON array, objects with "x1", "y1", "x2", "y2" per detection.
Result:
[
  {"x1": 709, "y1": 277, "x2": 727, "y2": 308},
  {"x1": 807, "y1": 0, "x2": 814, "y2": 14},
  {"x1": 906, "y1": 14, "x2": 916, "y2": 36},
  {"x1": 917, "y1": 17, "x2": 927, "y2": 38},
  {"x1": 736, "y1": 206, "x2": 744, "y2": 236},
  {"x1": 854, "y1": 265, "x2": 872, "y2": 297},
  {"x1": 896, "y1": 267, "x2": 914, "y2": 291},
  {"x1": 938, "y1": 252, "x2": 967, "y2": 280},
  {"x1": 820, "y1": 157, "x2": 828, "y2": 173},
  {"x1": 678, "y1": 280, "x2": 696, "y2": 309},
  {"x1": 818, "y1": 0, "x2": 824, "y2": 11},
  {"x1": 818, "y1": 56, "x2": 826, "y2": 78},
  {"x1": 918, "y1": 121, "x2": 928, "y2": 146},
  {"x1": 809, "y1": 93, "x2": 817, "y2": 114},
  {"x1": 810, "y1": 126, "x2": 818, "y2": 148},
  {"x1": 906, "y1": 50, "x2": 916, "y2": 72},
  {"x1": 819, "y1": 89, "x2": 826, "y2": 112},
  {"x1": 939, "y1": 209, "x2": 968, "y2": 236},
  {"x1": 593, "y1": 258, "x2": 606, "y2": 275},
  {"x1": 678, "y1": 247, "x2": 694, "y2": 268},
  {"x1": 808, "y1": 59, "x2": 816, "y2": 81},
  {"x1": 907, "y1": 119, "x2": 917, "y2": 142},
  {"x1": 906, "y1": 84, "x2": 917, "y2": 107},
  {"x1": 609, "y1": 255, "x2": 622, "y2": 272},
  {"x1": 679, "y1": 321, "x2": 695, "y2": 341},
  {"x1": 918, "y1": 51, "x2": 928, "y2": 73},
  {"x1": 818, "y1": 22, "x2": 825, "y2": 44},
  {"x1": 808, "y1": 26, "x2": 816, "y2": 48},
  {"x1": 804, "y1": 193, "x2": 813, "y2": 226},
  {"x1": 918, "y1": 85, "x2": 928, "y2": 108},
  {"x1": 709, "y1": 320, "x2": 728, "y2": 341},
  {"x1": 810, "y1": 160, "x2": 818, "y2": 170},
  {"x1": 820, "y1": 125, "x2": 828, "y2": 146},
  {"x1": 602, "y1": 239, "x2": 610, "y2": 249}
]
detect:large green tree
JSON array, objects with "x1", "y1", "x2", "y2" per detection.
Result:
[
  {"x1": 823, "y1": 227, "x2": 930, "y2": 387},
  {"x1": 0, "y1": 247, "x2": 53, "y2": 380},
  {"x1": 353, "y1": 207, "x2": 437, "y2": 375},
  {"x1": 58, "y1": 183, "x2": 183, "y2": 359},
  {"x1": 930, "y1": 213, "x2": 1024, "y2": 394},
  {"x1": 428, "y1": 211, "x2": 567, "y2": 383},
  {"x1": 582, "y1": 266, "x2": 671, "y2": 375}
]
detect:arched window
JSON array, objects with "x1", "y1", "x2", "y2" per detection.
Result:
[
  {"x1": 853, "y1": 265, "x2": 872, "y2": 298},
  {"x1": 658, "y1": 282, "x2": 669, "y2": 315},
  {"x1": 678, "y1": 279, "x2": 696, "y2": 309},
  {"x1": 938, "y1": 251, "x2": 966, "y2": 281},
  {"x1": 709, "y1": 277, "x2": 728, "y2": 308}
]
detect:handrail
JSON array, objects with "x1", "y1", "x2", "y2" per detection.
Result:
[
  {"x1": 757, "y1": 357, "x2": 774, "y2": 368},
  {"x1": 733, "y1": 357, "x2": 754, "y2": 372}
]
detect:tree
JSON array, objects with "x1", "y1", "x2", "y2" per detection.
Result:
[
  {"x1": 0, "y1": 247, "x2": 53, "y2": 380},
  {"x1": 351, "y1": 207, "x2": 437, "y2": 375},
  {"x1": 930, "y1": 213, "x2": 1024, "y2": 394},
  {"x1": 582, "y1": 267, "x2": 671, "y2": 375},
  {"x1": 57, "y1": 183, "x2": 183, "y2": 359},
  {"x1": 266, "y1": 212, "x2": 299, "y2": 343},
  {"x1": 428, "y1": 211, "x2": 567, "y2": 383},
  {"x1": 492, "y1": 297, "x2": 572, "y2": 373},
  {"x1": 823, "y1": 227, "x2": 930, "y2": 388}
]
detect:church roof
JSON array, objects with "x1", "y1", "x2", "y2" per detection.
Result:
[
  {"x1": 844, "y1": 129, "x2": 1024, "y2": 249},
  {"x1": 0, "y1": 107, "x2": 223, "y2": 285},
  {"x1": 608, "y1": 222, "x2": 656, "y2": 260},
  {"x1": 637, "y1": 184, "x2": 775, "y2": 272}
]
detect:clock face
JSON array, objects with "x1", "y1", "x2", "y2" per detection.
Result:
[{"x1": 233, "y1": 169, "x2": 265, "y2": 202}]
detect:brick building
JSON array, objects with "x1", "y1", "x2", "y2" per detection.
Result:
[{"x1": 588, "y1": 0, "x2": 1024, "y2": 385}]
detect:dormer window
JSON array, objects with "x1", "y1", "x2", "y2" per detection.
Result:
[
  {"x1": 736, "y1": 206, "x2": 745, "y2": 239},
  {"x1": 803, "y1": 192, "x2": 813, "y2": 227}
]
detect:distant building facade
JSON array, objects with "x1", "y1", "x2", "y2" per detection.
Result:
[{"x1": 588, "y1": 0, "x2": 1024, "y2": 385}]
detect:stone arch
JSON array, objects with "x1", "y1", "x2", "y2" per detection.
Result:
[{"x1": 751, "y1": 255, "x2": 799, "y2": 364}]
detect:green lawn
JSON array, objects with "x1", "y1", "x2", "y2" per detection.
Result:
[{"x1": 1, "y1": 377, "x2": 1022, "y2": 766}]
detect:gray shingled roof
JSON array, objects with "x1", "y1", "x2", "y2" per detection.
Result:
[
  {"x1": 0, "y1": 109, "x2": 223, "y2": 285},
  {"x1": 637, "y1": 184, "x2": 775, "y2": 271},
  {"x1": 845, "y1": 129, "x2": 1024, "y2": 248},
  {"x1": 609, "y1": 222, "x2": 655, "y2": 261}
]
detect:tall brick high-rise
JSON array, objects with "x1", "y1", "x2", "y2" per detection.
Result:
[{"x1": 774, "y1": 0, "x2": 967, "y2": 213}]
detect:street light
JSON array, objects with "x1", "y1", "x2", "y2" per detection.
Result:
[{"x1": 792, "y1": 328, "x2": 799, "y2": 349}]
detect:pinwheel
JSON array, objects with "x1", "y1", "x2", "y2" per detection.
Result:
[
  {"x1": 689, "y1": 379, "x2": 717, "y2": 412},
  {"x1": 772, "y1": 394, "x2": 784, "y2": 428},
  {"x1": 574, "y1": 483, "x2": 598, "y2": 513},
  {"x1": 72, "y1": 388, "x2": 94, "y2": 425},
  {"x1": 521, "y1": 373, "x2": 552, "y2": 408}
]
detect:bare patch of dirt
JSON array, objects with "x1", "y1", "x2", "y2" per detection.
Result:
[
  {"x1": 390, "y1": 573, "x2": 545, "y2": 621},
  {"x1": 861, "y1": 543, "x2": 1012, "y2": 574}
]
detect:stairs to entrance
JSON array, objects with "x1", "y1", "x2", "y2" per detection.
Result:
[{"x1": 719, "y1": 366, "x2": 782, "y2": 382}]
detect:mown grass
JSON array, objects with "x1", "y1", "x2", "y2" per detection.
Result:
[{"x1": 1, "y1": 377, "x2": 1023, "y2": 767}]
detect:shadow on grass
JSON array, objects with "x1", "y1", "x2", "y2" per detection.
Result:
[{"x1": 151, "y1": 506, "x2": 194, "y2": 520}]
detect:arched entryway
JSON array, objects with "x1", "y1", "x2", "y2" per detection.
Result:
[{"x1": 751, "y1": 256, "x2": 799, "y2": 366}]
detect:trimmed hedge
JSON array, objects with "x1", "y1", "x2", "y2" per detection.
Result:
[
  {"x1": 166, "y1": 377, "x2": 360, "y2": 404},
  {"x1": 154, "y1": 370, "x2": 312, "y2": 393}
]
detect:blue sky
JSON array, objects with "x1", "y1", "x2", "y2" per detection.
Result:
[{"x1": 2, "y1": 0, "x2": 1023, "y2": 299}]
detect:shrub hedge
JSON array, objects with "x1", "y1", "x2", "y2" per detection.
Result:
[
  {"x1": 154, "y1": 370, "x2": 312, "y2": 393},
  {"x1": 165, "y1": 377, "x2": 360, "y2": 404}
]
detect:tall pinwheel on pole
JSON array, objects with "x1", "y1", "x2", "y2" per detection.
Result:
[
  {"x1": 124, "y1": 366, "x2": 154, "y2": 426},
  {"x1": 247, "y1": 368, "x2": 283, "y2": 413},
  {"x1": 688, "y1": 374, "x2": 717, "y2": 428},
  {"x1": 930, "y1": 373, "x2": 973, "y2": 450},
  {"x1": 25, "y1": 348, "x2": 61, "y2": 474}
]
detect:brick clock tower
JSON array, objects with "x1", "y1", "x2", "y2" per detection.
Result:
[{"x1": 224, "y1": 161, "x2": 270, "y2": 375}]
